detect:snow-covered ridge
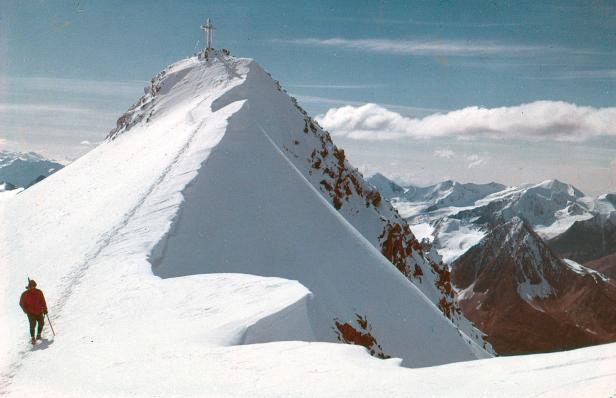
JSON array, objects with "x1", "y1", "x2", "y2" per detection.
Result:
[
  {"x1": 112, "y1": 50, "x2": 488, "y2": 352},
  {"x1": 135, "y1": 51, "x2": 488, "y2": 360},
  {"x1": 563, "y1": 259, "x2": 609, "y2": 282},
  {"x1": 1, "y1": 50, "x2": 493, "y2": 397}
]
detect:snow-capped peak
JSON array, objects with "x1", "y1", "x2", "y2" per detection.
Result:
[
  {"x1": 107, "y1": 51, "x2": 250, "y2": 141},
  {"x1": 366, "y1": 172, "x2": 406, "y2": 199},
  {"x1": 527, "y1": 179, "x2": 585, "y2": 199},
  {"x1": 453, "y1": 216, "x2": 560, "y2": 299}
]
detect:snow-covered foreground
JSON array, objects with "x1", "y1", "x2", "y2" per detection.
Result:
[
  {"x1": 3, "y1": 258, "x2": 616, "y2": 397},
  {"x1": 1, "y1": 52, "x2": 615, "y2": 396},
  {"x1": 6, "y1": 287, "x2": 616, "y2": 397}
]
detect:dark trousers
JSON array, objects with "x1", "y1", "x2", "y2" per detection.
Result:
[{"x1": 27, "y1": 313, "x2": 45, "y2": 338}]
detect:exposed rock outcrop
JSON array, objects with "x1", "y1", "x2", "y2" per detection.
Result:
[{"x1": 453, "y1": 217, "x2": 616, "y2": 354}]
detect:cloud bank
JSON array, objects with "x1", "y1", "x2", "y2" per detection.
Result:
[
  {"x1": 284, "y1": 38, "x2": 554, "y2": 57},
  {"x1": 316, "y1": 101, "x2": 616, "y2": 142},
  {"x1": 466, "y1": 154, "x2": 487, "y2": 168},
  {"x1": 547, "y1": 69, "x2": 616, "y2": 81}
]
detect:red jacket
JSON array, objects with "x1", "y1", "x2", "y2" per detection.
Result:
[{"x1": 20, "y1": 289, "x2": 48, "y2": 315}]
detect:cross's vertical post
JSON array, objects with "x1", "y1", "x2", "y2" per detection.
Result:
[{"x1": 201, "y1": 18, "x2": 215, "y2": 51}]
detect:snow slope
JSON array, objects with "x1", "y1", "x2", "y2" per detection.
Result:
[{"x1": 431, "y1": 218, "x2": 486, "y2": 264}]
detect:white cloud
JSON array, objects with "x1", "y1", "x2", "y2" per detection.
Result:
[
  {"x1": 434, "y1": 149, "x2": 455, "y2": 159},
  {"x1": 287, "y1": 83, "x2": 387, "y2": 89},
  {"x1": 309, "y1": 15, "x2": 524, "y2": 28},
  {"x1": 316, "y1": 102, "x2": 616, "y2": 142},
  {"x1": 296, "y1": 94, "x2": 443, "y2": 116},
  {"x1": 283, "y1": 38, "x2": 555, "y2": 57},
  {"x1": 466, "y1": 154, "x2": 487, "y2": 168},
  {"x1": 544, "y1": 69, "x2": 616, "y2": 81},
  {"x1": 0, "y1": 103, "x2": 112, "y2": 115}
]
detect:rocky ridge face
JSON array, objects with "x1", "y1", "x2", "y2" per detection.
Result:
[{"x1": 281, "y1": 92, "x2": 486, "y2": 341}]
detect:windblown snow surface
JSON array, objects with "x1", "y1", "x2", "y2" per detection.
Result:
[{"x1": 1, "y1": 52, "x2": 615, "y2": 397}]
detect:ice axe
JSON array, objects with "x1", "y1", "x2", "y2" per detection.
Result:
[{"x1": 46, "y1": 313, "x2": 56, "y2": 337}]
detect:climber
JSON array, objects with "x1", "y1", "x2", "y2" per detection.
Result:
[{"x1": 19, "y1": 279, "x2": 48, "y2": 345}]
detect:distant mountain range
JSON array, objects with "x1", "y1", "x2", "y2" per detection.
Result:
[
  {"x1": 368, "y1": 173, "x2": 616, "y2": 354},
  {"x1": 0, "y1": 151, "x2": 64, "y2": 189},
  {"x1": 368, "y1": 173, "x2": 616, "y2": 262},
  {"x1": 369, "y1": 173, "x2": 506, "y2": 219}
]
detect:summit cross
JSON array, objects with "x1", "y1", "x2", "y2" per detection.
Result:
[{"x1": 201, "y1": 18, "x2": 215, "y2": 50}]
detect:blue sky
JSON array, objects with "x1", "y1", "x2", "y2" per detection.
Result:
[{"x1": 1, "y1": 1, "x2": 615, "y2": 194}]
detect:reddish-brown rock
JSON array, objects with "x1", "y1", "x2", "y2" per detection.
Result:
[
  {"x1": 334, "y1": 314, "x2": 391, "y2": 359},
  {"x1": 452, "y1": 217, "x2": 616, "y2": 354}
]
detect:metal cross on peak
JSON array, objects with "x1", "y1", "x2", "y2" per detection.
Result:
[{"x1": 201, "y1": 18, "x2": 215, "y2": 50}]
